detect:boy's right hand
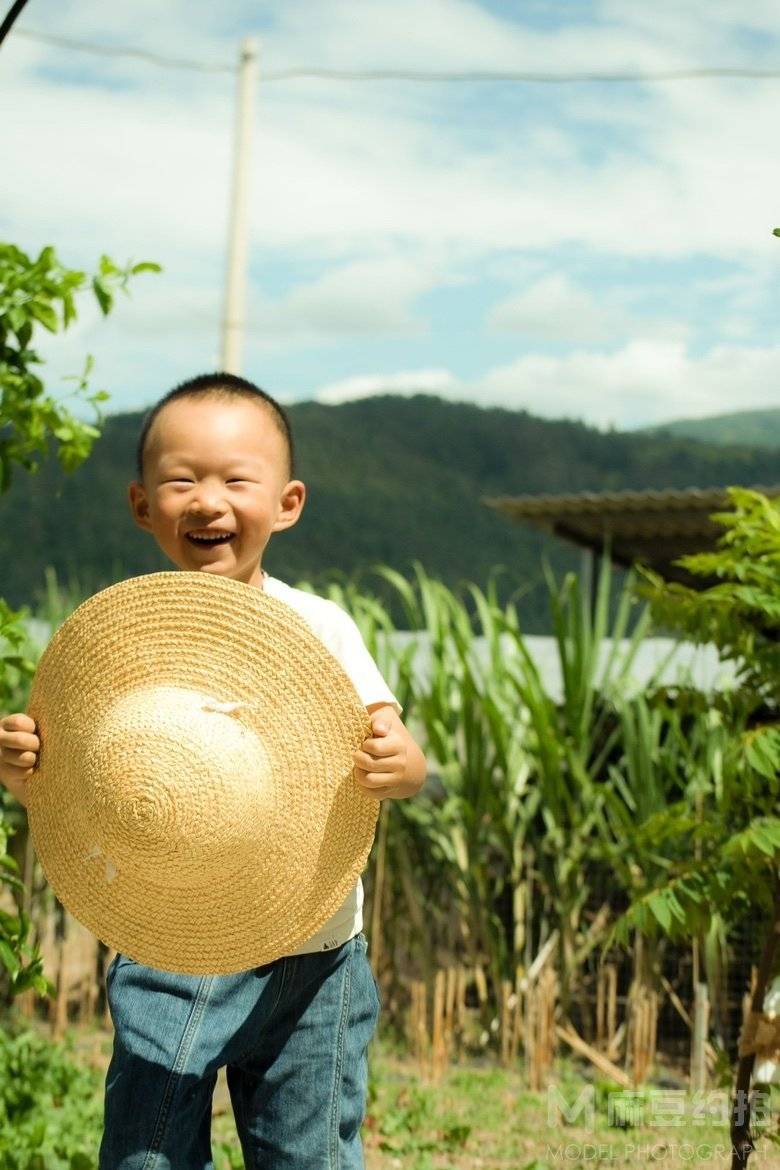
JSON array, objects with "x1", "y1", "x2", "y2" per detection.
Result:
[{"x1": 0, "y1": 714, "x2": 40, "y2": 807}]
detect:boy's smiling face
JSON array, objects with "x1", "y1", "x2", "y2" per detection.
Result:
[{"x1": 128, "y1": 394, "x2": 305, "y2": 588}]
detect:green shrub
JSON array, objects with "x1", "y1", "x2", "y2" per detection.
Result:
[{"x1": 0, "y1": 1023, "x2": 103, "y2": 1169}]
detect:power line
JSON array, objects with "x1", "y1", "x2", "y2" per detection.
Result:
[
  {"x1": 13, "y1": 27, "x2": 780, "y2": 83},
  {"x1": 264, "y1": 66, "x2": 780, "y2": 83},
  {"x1": 0, "y1": 0, "x2": 31, "y2": 48},
  {"x1": 14, "y1": 29, "x2": 234, "y2": 73}
]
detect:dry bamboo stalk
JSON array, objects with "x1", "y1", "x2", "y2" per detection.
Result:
[
  {"x1": 510, "y1": 964, "x2": 523, "y2": 1063},
  {"x1": 50, "y1": 924, "x2": 69, "y2": 1041},
  {"x1": 445, "y1": 966, "x2": 457, "y2": 1044},
  {"x1": 632, "y1": 986, "x2": 656, "y2": 1085},
  {"x1": 524, "y1": 984, "x2": 536, "y2": 1088},
  {"x1": 522, "y1": 967, "x2": 557, "y2": 1089},
  {"x1": 607, "y1": 964, "x2": 617, "y2": 1047},
  {"x1": 624, "y1": 977, "x2": 637, "y2": 1078},
  {"x1": 607, "y1": 1021, "x2": 626, "y2": 1063},
  {"x1": 409, "y1": 981, "x2": 418, "y2": 1065},
  {"x1": 690, "y1": 982, "x2": 710, "y2": 1093},
  {"x1": 538, "y1": 967, "x2": 557, "y2": 1083},
  {"x1": 410, "y1": 981, "x2": 419, "y2": 1065},
  {"x1": 500, "y1": 978, "x2": 523, "y2": 1071},
  {"x1": 83, "y1": 965, "x2": 99, "y2": 1024},
  {"x1": 431, "y1": 969, "x2": 447, "y2": 1082},
  {"x1": 596, "y1": 965, "x2": 606, "y2": 1048},
  {"x1": 500, "y1": 979, "x2": 512, "y2": 1066},
  {"x1": 640, "y1": 991, "x2": 651, "y2": 1083},
  {"x1": 634, "y1": 987, "x2": 659, "y2": 1085},
  {"x1": 455, "y1": 965, "x2": 467, "y2": 1032},
  {"x1": 660, "y1": 973, "x2": 719, "y2": 1066},
  {"x1": 411, "y1": 980, "x2": 428, "y2": 1076},
  {"x1": 474, "y1": 965, "x2": 488, "y2": 1004},
  {"x1": 536, "y1": 987, "x2": 548, "y2": 1087},
  {"x1": 637, "y1": 995, "x2": 645, "y2": 1083},
  {"x1": 557, "y1": 1023, "x2": 632, "y2": 1088},
  {"x1": 661, "y1": 972, "x2": 692, "y2": 1027}
]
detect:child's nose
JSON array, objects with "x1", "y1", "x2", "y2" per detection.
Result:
[{"x1": 189, "y1": 484, "x2": 228, "y2": 515}]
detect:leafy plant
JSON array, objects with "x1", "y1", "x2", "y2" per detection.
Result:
[
  {"x1": 375, "y1": 1080, "x2": 470, "y2": 1167},
  {"x1": 500, "y1": 558, "x2": 654, "y2": 1008},
  {"x1": 606, "y1": 488, "x2": 780, "y2": 1169},
  {"x1": 609, "y1": 490, "x2": 780, "y2": 948},
  {"x1": 0, "y1": 241, "x2": 159, "y2": 997},
  {"x1": 0, "y1": 243, "x2": 159, "y2": 490},
  {"x1": 0, "y1": 1021, "x2": 104, "y2": 1168}
]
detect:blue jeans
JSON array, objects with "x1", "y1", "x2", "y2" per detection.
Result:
[{"x1": 98, "y1": 931, "x2": 381, "y2": 1170}]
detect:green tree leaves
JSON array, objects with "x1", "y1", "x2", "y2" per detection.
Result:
[
  {"x1": 610, "y1": 490, "x2": 780, "y2": 949},
  {"x1": 0, "y1": 242, "x2": 160, "y2": 491}
]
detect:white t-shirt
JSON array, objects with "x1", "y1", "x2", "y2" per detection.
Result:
[{"x1": 261, "y1": 572, "x2": 401, "y2": 955}]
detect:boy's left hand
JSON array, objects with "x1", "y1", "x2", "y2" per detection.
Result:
[{"x1": 353, "y1": 708, "x2": 422, "y2": 801}]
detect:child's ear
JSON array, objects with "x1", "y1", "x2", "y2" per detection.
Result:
[
  {"x1": 272, "y1": 480, "x2": 306, "y2": 533},
  {"x1": 128, "y1": 481, "x2": 152, "y2": 531}
]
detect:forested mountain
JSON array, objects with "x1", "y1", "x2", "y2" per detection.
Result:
[
  {"x1": 1, "y1": 394, "x2": 778, "y2": 631},
  {"x1": 648, "y1": 406, "x2": 780, "y2": 448}
]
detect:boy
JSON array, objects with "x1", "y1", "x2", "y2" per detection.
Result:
[{"x1": 0, "y1": 371, "x2": 427, "y2": 1169}]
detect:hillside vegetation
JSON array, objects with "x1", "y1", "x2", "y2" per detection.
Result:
[
  {"x1": 648, "y1": 406, "x2": 780, "y2": 448},
  {"x1": 1, "y1": 394, "x2": 778, "y2": 630}
]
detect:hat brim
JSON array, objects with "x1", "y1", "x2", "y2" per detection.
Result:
[{"x1": 27, "y1": 572, "x2": 378, "y2": 974}]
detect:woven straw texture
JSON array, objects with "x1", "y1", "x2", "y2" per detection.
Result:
[{"x1": 26, "y1": 572, "x2": 377, "y2": 975}]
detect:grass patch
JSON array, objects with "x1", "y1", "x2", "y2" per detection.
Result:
[{"x1": 6, "y1": 1015, "x2": 780, "y2": 1169}]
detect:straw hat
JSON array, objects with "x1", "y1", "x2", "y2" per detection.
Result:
[{"x1": 26, "y1": 571, "x2": 378, "y2": 975}]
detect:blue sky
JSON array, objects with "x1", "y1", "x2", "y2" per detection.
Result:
[{"x1": 3, "y1": 0, "x2": 780, "y2": 428}]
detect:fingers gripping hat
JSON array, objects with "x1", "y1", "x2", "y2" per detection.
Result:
[{"x1": 26, "y1": 571, "x2": 379, "y2": 975}]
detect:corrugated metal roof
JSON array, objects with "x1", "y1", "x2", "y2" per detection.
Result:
[
  {"x1": 482, "y1": 484, "x2": 780, "y2": 584},
  {"x1": 483, "y1": 484, "x2": 780, "y2": 519}
]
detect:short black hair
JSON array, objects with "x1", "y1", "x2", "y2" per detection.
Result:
[{"x1": 135, "y1": 372, "x2": 295, "y2": 481}]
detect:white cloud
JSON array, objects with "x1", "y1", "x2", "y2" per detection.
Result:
[
  {"x1": 315, "y1": 368, "x2": 459, "y2": 404},
  {"x1": 599, "y1": 0, "x2": 780, "y2": 51},
  {"x1": 487, "y1": 274, "x2": 690, "y2": 344},
  {"x1": 311, "y1": 339, "x2": 780, "y2": 430},
  {"x1": 471, "y1": 340, "x2": 780, "y2": 429},
  {"x1": 313, "y1": 339, "x2": 780, "y2": 429},
  {"x1": 248, "y1": 255, "x2": 444, "y2": 341},
  {"x1": 489, "y1": 275, "x2": 608, "y2": 341}
]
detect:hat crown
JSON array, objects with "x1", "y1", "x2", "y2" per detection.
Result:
[{"x1": 83, "y1": 686, "x2": 273, "y2": 882}]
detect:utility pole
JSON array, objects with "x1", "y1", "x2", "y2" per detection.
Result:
[{"x1": 220, "y1": 36, "x2": 258, "y2": 374}]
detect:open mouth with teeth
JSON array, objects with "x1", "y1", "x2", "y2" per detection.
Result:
[{"x1": 186, "y1": 531, "x2": 235, "y2": 546}]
